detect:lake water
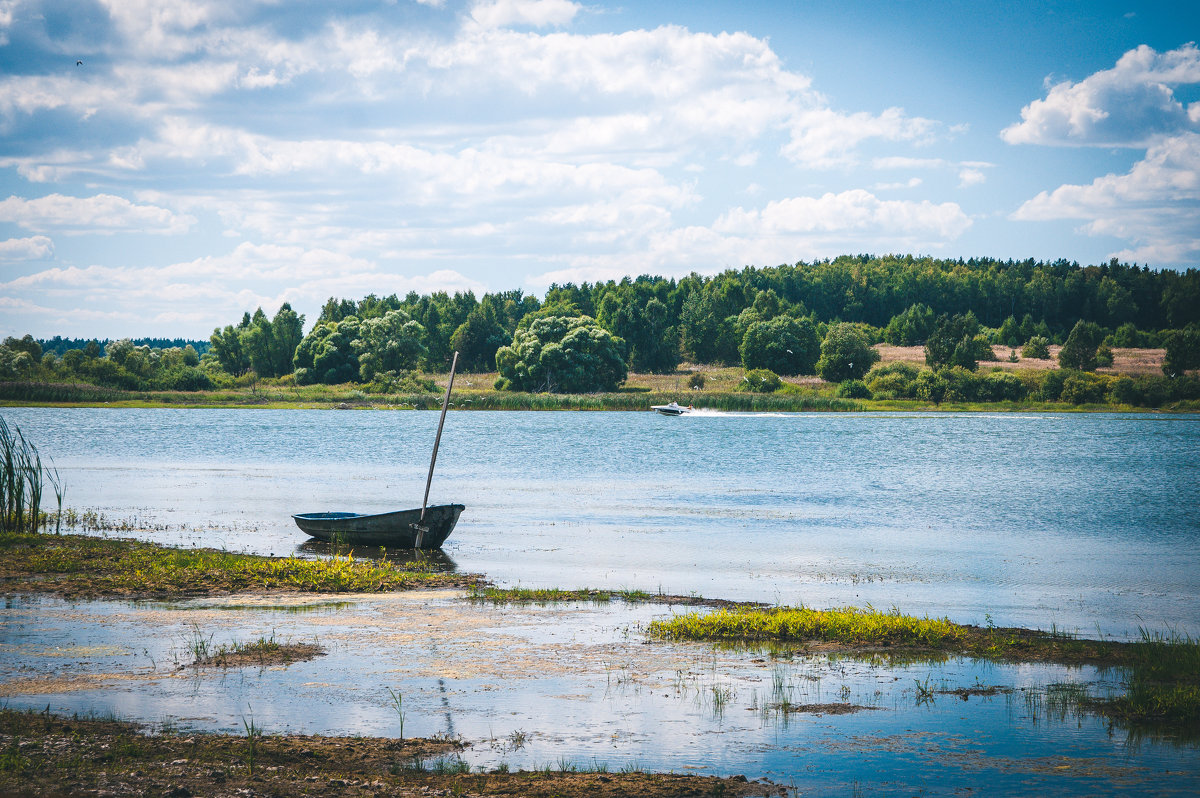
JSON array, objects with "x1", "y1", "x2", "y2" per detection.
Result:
[
  {"x1": 4, "y1": 408, "x2": 1198, "y2": 638},
  {"x1": 2, "y1": 407, "x2": 1200, "y2": 794}
]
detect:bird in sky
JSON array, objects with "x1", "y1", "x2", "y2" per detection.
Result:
[{"x1": 75, "y1": 60, "x2": 83, "y2": 66}]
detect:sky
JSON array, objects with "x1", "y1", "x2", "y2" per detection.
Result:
[{"x1": 0, "y1": 0, "x2": 1198, "y2": 340}]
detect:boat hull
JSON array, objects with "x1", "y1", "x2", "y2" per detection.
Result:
[{"x1": 292, "y1": 503, "x2": 465, "y2": 549}]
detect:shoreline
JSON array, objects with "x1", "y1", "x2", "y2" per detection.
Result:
[{"x1": 2, "y1": 532, "x2": 1197, "y2": 794}]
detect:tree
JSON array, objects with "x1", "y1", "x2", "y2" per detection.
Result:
[
  {"x1": 494, "y1": 315, "x2": 626, "y2": 393},
  {"x1": 996, "y1": 315, "x2": 1022, "y2": 348},
  {"x1": 2, "y1": 335, "x2": 42, "y2": 363},
  {"x1": 739, "y1": 316, "x2": 821, "y2": 375},
  {"x1": 353, "y1": 310, "x2": 427, "y2": 381},
  {"x1": 242, "y1": 308, "x2": 276, "y2": 377},
  {"x1": 269, "y1": 303, "x2": 305, "y2": 377},
  {"x1": 816, "y1": 323, "x2": 879, "y2": 382},
  {"x1": 293, "y1": 317, "x2": 361, "y2": 384},
  {"x1": 1058, "y1": 320, "x2": 1105, "y2": 371},
  {"x1": 450, "y1": 307, "x2": 508, "y2": 371},
  {"x1": 883, "y1": 303, "x2": 935, "y2": 345},
  {"x1": 1162, "y1": 328, "x2": 1200, "y2": 376},
  {"x1": 924, "y1": 313, "x2": 981, "y2": 371},
  {"x1": 1022, "y1": 336, "x2": 1051, "y2": 359},
  {"x1": 209, "y1": 314, "x2": 252, "y2": 375}
]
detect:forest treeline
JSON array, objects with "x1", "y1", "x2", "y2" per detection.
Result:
[{"x1": 2, "y1": 255, "x2": 1198, "y2": 402}]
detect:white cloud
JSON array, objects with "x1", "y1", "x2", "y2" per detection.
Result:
[
  {"x1": 873, "y1": 177, "x2": 923, "y2": 191},
  {"x1": 783, "y1": 107, "x2": 940, "y2": 168},
  {"x1": 469, "y1": 0, "x2": 580, "y2": 29},
  {"x1": 1002, "y1": 43, "x2": 1200, "y2": 147},
  {"x1": 0, "y1": 194, "x2": 194, "y2": 234},
  {"x1": 0, "y1": 236, "x2": 54, "y2": 260},
  {"x1": 715, "y1": 190, "x2": 971, "y2": 240},
  {"x1": 958, "y1": 168, "x2": 986, "y2": 187},
  {"x1": 1011, "y1": 132, "x2": 1200, "y2": 264},
  {"x1": 0, "y1": 242, "x2": 488, "y2": 336},
  {"x1": 0, "y1": 2, "x2": 980, "y2": 336}
]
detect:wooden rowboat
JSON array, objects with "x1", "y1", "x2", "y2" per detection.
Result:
[
  {"x1": 292, "y1": 351, "x2": 465, "y2": 550},
  {"x1": 292, "y1": 504, "x2": 465, "y2": 548}
]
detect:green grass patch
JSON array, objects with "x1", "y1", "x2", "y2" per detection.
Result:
[
  {"x1": 466, "y1": 585, "x2": 654, "y2": 604},
  {"x1": 0, "y1": 531, "x2": 482, "y2": 598},
  {"x1": 648, "y1": 605, "x2": 964, "y2": 647},
  {"x1": 649, "y1": 604, "x2": 1200, "y2": 735}
]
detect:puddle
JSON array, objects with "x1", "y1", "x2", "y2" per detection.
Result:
[{"x1": 0, "y1": 592, "x2": 1197, "y2": 795}]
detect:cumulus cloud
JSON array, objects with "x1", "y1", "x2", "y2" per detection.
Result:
[
  {"x1": 1, "y1": 242, "x2": 488, "y2": 337},
  {"x1": 715, "y1": 190, "x2": 971, "y2": 240},
  {"x1": 1002, "y1": 43, "x2": 1200, "y2": 147},
  {"x1": 469, "y1": 0, "x2": 580, "y2": 29},
  {"x1": 1011, "y1": 132, "x2": 1200, "y2": 264},
  {"x1": 528, "y1": 191, "x2": 973, "y2": 288},
  {"x1": 0, "y1": 235, "x2": 53, "y2": 260},
  {"x1": 0, "y1": 1, "x2": 977, "y2": 335},
  {"x1": 958, "y1": 168, "x2": 986, "y2": 187},
  {"x1": 784, "y1": 107, "x2": 941, "y2": 168},
  {"x1": 0, "y1": 194, "x2": 194, "y2": 234}
]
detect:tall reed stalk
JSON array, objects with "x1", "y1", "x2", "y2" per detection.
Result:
[{"x1": 0, "y1": 417, "x2": 63, "y2": 534}]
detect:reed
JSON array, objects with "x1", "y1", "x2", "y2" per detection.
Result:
[{"x1": 0, "y1": 416, "x2": 63, "y2": 535}]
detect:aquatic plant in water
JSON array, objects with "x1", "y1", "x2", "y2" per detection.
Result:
[{"x1": 0, "y1": 416, "x2": 63, "y2": 535}]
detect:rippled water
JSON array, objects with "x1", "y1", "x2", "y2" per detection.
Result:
[
  {"x1": 3, "y1": 591, "x2": 1196, "y2": 796},
  {"x1": 5, "y1": 407, "x2": 1198, "y2": 637},
  {"x1": 2, "y1": 407, "x2": 1199, "y2": 794}
]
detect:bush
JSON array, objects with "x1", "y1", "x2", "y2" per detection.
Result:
[
  {"x1": 1060, "y1": 372, "x2": 1109, "y2": 405},
  {"x1": 914, "y1": 371, "x2": 948, "y2": 405},
  {"x1": 152, "y1": 366, "x2": 214, "y2": 392},
  {"x1": 365, "y1": 370, "x2": 437, "y2": 394},
  {"x1": 737, "y1": 369, "x2": 782, "y2": 393},
  {"x1": 864, "y1": 362, "x2": 920, "y2": 398},
  {"x1": 940, "y1": 366, "x2": 979, "y2": 402},
  {"x1": 1095, "y1": 343, "x2": 1114, "y2": 368},
  {"x1": 1022, "y1": 336, "x2": 1051, "y2": 359},
  {"x1": 1110, "y1": 376, "x2": 1139, "y2": 406},
  {"x1": 687, "y1": 373, "x2": 706, "y2": 389},
  {"x1": 1111, "y1": 322, "x2": 1159, "y2": 348},
  {"x1": 816, "y1": 323, "x2": 879, "y2": 382},
  {"x1": 1038, "y1": 369, "x2": 1068, "y2": 401},
  {"x1": 977, "y1": 371, "x2": 1026, "y2": 402},
  {"x1": 973, "y1": 335, "x2": 997, "y2": 361},
  {"x1": 835, "y1": 379, "x2": 872, "y2": 399}
]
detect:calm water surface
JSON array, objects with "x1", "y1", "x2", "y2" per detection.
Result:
[
  {"x1": 5, "y1": 407, "x2": 1197, "y2": 637},
  {"x1": 1, "y1": 408, "x2": 1199, "y2": 794}
]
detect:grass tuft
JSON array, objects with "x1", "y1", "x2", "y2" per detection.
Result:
[{"x1": 0, "y1": 530, "x2": 482, "y2": 598}]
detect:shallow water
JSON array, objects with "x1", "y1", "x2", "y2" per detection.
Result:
[
  {"x1": 2, "y1": 591, "x2": 1197, "y2": 796},
  {"x1": 4, "y1": 408, "x2": 1198, "y2": 638},
  {"x1": 2, "y1": 408, "x2": 1199, "y2": 792}
]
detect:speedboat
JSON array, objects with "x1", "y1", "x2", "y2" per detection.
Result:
[{"x1": 651, "y1": 401, "x2": 691, "y2": 416}]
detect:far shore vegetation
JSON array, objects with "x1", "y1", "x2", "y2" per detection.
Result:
[{"x1": 2, "y1": 256, "x2": 1198, "y2": 411}]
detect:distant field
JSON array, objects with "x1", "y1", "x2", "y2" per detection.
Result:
[{"x1": 871, "y1": 345, "x2": 1167, "y2": 376}]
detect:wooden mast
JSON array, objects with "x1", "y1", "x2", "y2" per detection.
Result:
[{"x1": 415, "y1": 351, "x2": 458, "y2": 547}]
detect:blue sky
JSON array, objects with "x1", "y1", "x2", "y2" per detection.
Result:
[{"x1": 1, "y1": 0, "x2": 1198, "y2": 339}]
